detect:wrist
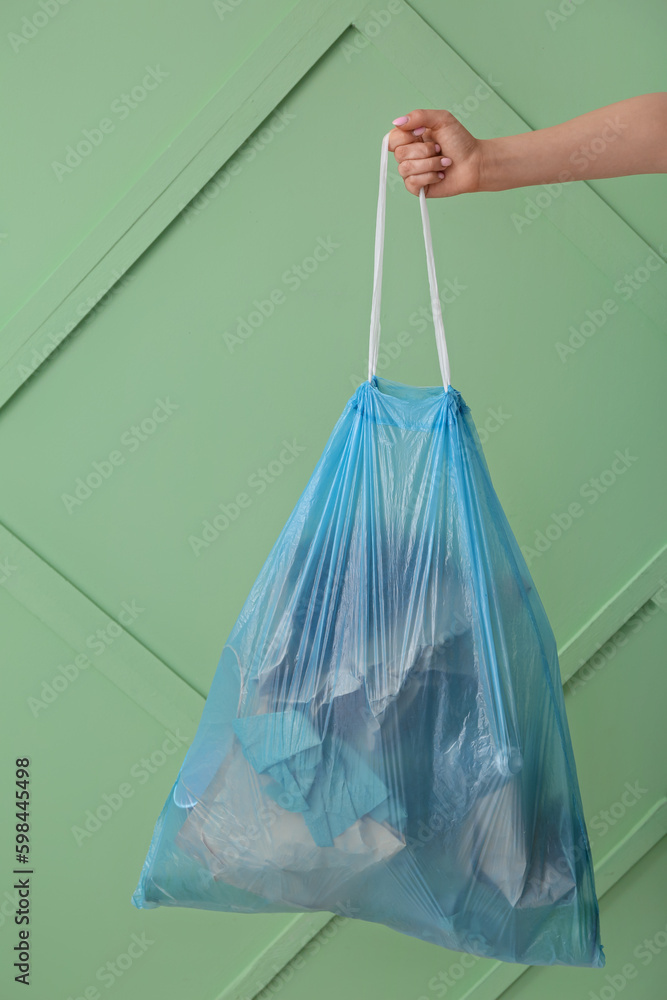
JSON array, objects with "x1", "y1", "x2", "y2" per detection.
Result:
[
  {"x1": 477, "y1": 136, "x2": 521, "y2": 192},
  {"x1": 478, "y1": 127, "x2": 590, "y2": 192}
]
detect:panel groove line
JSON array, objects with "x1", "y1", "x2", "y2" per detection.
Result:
[
  {"x1": 0, "y1": 0, "x2": 367, "y2": 409},
  {"x1": 353, "y1": 0, "x2": 667, "y2": 331},
  {"x1": 455, "y1": 806, "x2": 667, "y2": 1000},
  {"x1": 0, "y1": 520, "x2": 203, "y2": 732},
  {"x1": 245, "y1": 811, "x2": 667, "y2": 1000}
]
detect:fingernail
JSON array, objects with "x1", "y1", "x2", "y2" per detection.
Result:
[
  {"x1": 438, "y1": 172, "x2": 445, "y2": 179},
  {"x1": 412, "y1": 127, "x2": 426, "y2": 135},
  {"x1": 434, "y1": 144, "x2": 441, "y2": 153},
  {"x1": 392, "y1": 115, "x2": 409, "y2": 125},
  {"x1": 441, "y1": 157, "x2": 452, "y2": 166}
]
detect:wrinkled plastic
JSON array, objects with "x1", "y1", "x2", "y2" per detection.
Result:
[{"x1": 131, "y1": 373, "x2": 604, "y2": 968}]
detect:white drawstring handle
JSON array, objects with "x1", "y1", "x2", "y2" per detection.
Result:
[{"x1": 367, "y1": 130, "x2": 451, "y2": 390}]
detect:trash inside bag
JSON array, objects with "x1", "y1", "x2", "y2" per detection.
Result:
[{"x1": 131, "y1": 131, "x2": 604, "y2": 969}]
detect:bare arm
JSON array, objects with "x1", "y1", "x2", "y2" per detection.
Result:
[
  {"x1": 389, "y1": 94, "x2": 667, "y2": 198},
  {"x1": 480, "y1": 93, "x2": 667, "y2": 190}
]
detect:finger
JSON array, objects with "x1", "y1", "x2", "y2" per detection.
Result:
[
  {"x1": 398, "y1": 150, "x2": 452, "y2": 186},
  {"x1": 394, "y1": 140, "x2": 440, "y2": 162},
  {"x1": 397, "y1": 153, "x2": 443, "y2": 180},
  {"x1": 391, "y1": 108, "x2": 458, "y2": 134},
  {"x1": 388, "y1": 126, "x2": 427, "y2": 154},
  {"x1": 403, "y1": 171, "x2": 446, "y2": 196}
]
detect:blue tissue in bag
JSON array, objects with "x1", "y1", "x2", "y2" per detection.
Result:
[{"x1": 131, "y1": 132, "x2": 604, "y2": 969}]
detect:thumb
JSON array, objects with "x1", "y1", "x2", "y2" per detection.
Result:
[{"x1": 391, "y1": 109, "x2": 458, "y2": 134}]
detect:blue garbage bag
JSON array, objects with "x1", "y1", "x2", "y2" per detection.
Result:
[{"x1": 131, "y1": 131, "x2": 605, "y2": 969}]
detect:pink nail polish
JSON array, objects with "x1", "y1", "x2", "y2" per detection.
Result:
[
  {"x1": 441, "y1": 157, "x2": 452, "y2": 166},
  {"x1": 412, "y1": 127, "x2": 426, "y2": 136},
  {"x1": 434, "y1": 144, "x2": 441, "y2": 153},
  {"x1": 438, "y1": 172, "x2": 445, "y2": 179},
  {"x1": 392, "y1": 115, "x2": 409, "y2": 126}
]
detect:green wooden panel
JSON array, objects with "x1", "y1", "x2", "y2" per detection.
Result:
[
  {"x1": 0, "y1": 0, "x2": 299, "y2": 330},
  {"x1": 0, "y1": 24, "x2": 664, "y2": 687},
  {"x1": 412, "y1": 0, "x2": 667, "y2": 251},
  {"x1": 0, "y1": 585, "x2": 320, "y2": 999},
  {"x1": 0, "y1": 2, "x2": 665, "y2": 998},
  {"x1": 0, "y1": 0, "x2": 362, "y2": 405}
]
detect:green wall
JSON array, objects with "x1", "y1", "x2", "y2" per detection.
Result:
[{"x1": 1, "y1": 1, "x2": 665, "y2": 998}]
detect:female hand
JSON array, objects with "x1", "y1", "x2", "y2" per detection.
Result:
[
  {"x1": 390, "y1": 94, "x2": 667, "y2": 197},
  {"x1": 389, "y1": 109, "x2": 484, "y2": 198}
]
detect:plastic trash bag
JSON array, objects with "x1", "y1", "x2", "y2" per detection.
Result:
[{"x1": 131, "y1": 131, "x2": 605, "y2": 969}]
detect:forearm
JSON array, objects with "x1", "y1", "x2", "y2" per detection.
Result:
[{"x1": 479, "y1": 92, "x2": 667, "y2": 192}]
